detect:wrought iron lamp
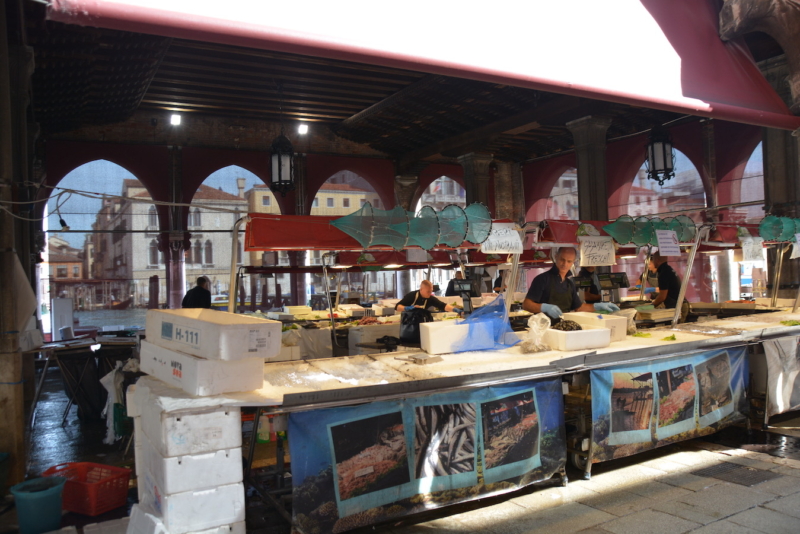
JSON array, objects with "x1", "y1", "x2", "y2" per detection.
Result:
[
  {"x1": 645, "y1": 127, "x2": 675, "y2": 186},
  {"x1": 269, "y1": 82, "x2": 295, "y2": 197},
  {"x1": 270, "y1": 131, "x2": 295, "y2": 197}
]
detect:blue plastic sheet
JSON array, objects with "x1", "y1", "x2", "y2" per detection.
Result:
[{"x1": 452, "y1": 294, "x2": 519, "y2": 353}]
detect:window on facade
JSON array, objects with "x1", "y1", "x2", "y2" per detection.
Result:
[
  {"x1": 262, "y1": 195, "x2": 271, "y2": 206},
  {"x1": 149, "y1": 240, "x2": 159, "y2": 266},
  {"x1": 635, "y1": 196, "x2": 641, "y2": 204},
  {"x1": 149, "y1": 205, "x2": 158, "y2": 227},
  {"x1": 194, "y1": 240, "x2": 202, "y2": 264},
  {"x1": 73, "y1": 266, "x2": 80, "y2": 278},
  {"x1": 326, "y1": 198, "x2": 334, "y2": 208},
  {"x1": 342, "y1": 198, "x2": 350, "y2": 208},
  {"x1": 313, "y1": 198, "x2": 319, "y2": 207},
  {"x1": 360, "y1": 199, "x2": 366, "y2": 207},
  {"x1": 205, "y1": 240, "x2": 214, "y2": 265},
  {"x1": 56, "y1": 266, "x2": 67, "y2": 278},
  {"x1": 373, "y1": 198, "x2": 381, "y2": 208},
  {"x1": 191, "y1": 208, "x2": 201, "y2": 227}
]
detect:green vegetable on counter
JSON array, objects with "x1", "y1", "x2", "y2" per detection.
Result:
[
  {"x1": 780, "y1": 320, "x2": 800, "y2": 326},
  {"x1": 632, "y1": 332, "x2": 651, "y2": 338},
  {"x1": 661, "y1": 334, "x2": 677, "y2": 341}
]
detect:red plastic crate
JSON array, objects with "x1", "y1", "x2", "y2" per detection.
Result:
[{"x1": 43, "y1": 462, "x2": 130, "y2": 516}]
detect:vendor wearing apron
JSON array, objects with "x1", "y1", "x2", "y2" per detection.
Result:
[
  {"x1": 523, "y1": 247, "x2": 619, "y2": 319},
  {"x1": 649, "y1": 251, "x2": 689, "y2": 322},
  {"x1": 396, "y1": 280, "x2": 461, "y2": 313},
  {"x1": 577, "y1": 266, "x2": 602, "y2": 303}
]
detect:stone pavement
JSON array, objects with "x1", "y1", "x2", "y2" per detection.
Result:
[{"x1": 384, "y1": 439, "x2": 800, "y2": 534}]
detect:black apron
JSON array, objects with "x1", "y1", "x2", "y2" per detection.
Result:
[{"x1": 548, "y1": 275, "x2": 574, "y2": 314}]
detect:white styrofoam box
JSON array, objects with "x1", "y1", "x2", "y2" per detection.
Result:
[
  {"x1": 145, "y1": 309, "x2": 281, "y2": 361},
  {"x1": 127, "y1": 504, "x2": 244, "y2": 534},
  {"x1": 283, "y1": 305, "x2": 312, "y2": 315},
  {"x1": 501, "y1": 331, "x2": 526, "y2": 345},
  {"x1": 371, "y1": 305, "x2": 396, "y2": 316},
  {"x1": 755, "y1": 297, "x2": 795, "y2": 308},
  {"x1": 83, "y1": 517, "x2": 129, "y2": 534},
  {"x1": 135, "y1": 394, "x2": 241, "y2": 458},
  {"x1": 139, "y1": 340, "x2": 264, "y2": 396},
  {"x1": 266, "y1": 312, "x2": 293, "y2": 320},
  {"x1": 138, "y1": 431, "x2": 242, "y2": 494},
  {"x1": 420, "y1": 320, "x2": 494, "y2": 355},
  {"x1": 543, "y1": 324, "x2": 610, "y2": 351},
  {"x1": 127, "y1": 384, "x2": 140, "y2": 417},
  {"x1": 138, "y1": 481, "x2": 245, "y2": 534},
  {"x1": 348, "y1": 323, "x2": 402, "y2": 355},
  {"x1": 378, "y1": 298, "x2": 400, "y2": 308},
  {"x1": 438, "y1": 296, "x2": 461, "y2": 305},
  {"x1": 134, "y1": 417, "x2": 143, "y2": 477},
  {"x1": 272, "y1": 345, "x2": 301, "y2": 362},
  {"x1": 562, "y1": 312, "x2": 628, "y2": 343}
]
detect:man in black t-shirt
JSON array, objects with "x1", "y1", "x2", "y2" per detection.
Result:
[
  {"x1": 182, "y1": 276, "x2": 211, "y2": 309},
  {"x1": 649, "y1": 252, "x2": 681, "y2": 309},
  {"x1": 396, "y1": 280, "x2": 461, "y2": 313}
]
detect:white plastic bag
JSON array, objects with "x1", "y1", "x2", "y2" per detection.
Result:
[
  {"x1": 520, "y1": 313, "x2": 552, "y2": 353},
  {"x1": 613, "y1": 308, "x2": 638, "y2": 335},
  {"x1": 281, "y1": 328, "x2": 301, "y2": 347}
]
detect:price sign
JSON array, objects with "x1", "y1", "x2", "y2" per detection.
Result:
[
  {"x1": 792, "y1": 234, "x2": 800, "y2": 259},
  {"x1": 740, "y1": 237, "x2": 765, "y2": 262},
  {"x1": 578, "y1": 236, "x2": 615, "y2": 266},
  {"x1": 655, "y1": 230, "x2": 681, "y2": 256},
  {"x1": 480, "y1": 223, "x2": 523, "y2": 254}
]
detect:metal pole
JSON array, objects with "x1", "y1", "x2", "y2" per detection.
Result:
[
  {"x1": 321, "y1": 252, "x2": 340, "y2": 357},
  {"x1": 771, "y1": 244, "x2": 789, "y2": 308},
  {"x1": 639, "y1": 246, "x2": 652, "y2": 301},
  {"x1": 671, "y1": 225, "x2": 710, "y2": 328},
  {"x1": 228, "y1": 216, "x2": 250, "y2": 314},
  {"x1": 792, "y1": 281, "x2": 800, "y2": 313}
]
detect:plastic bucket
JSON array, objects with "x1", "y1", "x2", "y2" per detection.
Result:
[{"x1": 10, "y1": 477, "x2": 66, "y2": 534}]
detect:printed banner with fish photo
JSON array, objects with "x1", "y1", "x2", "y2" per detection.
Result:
[
  {"x1": 590, "y1": 347, "x2": 748, "y2": 463},
  {"x1": 288, "y1": 377, "x2": 564, "y2": 534},
  {"x1": 762, "y1": 336, "x2": 800, "y2": 417}
]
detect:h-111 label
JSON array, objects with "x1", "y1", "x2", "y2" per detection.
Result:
[{"x1": 161, "y1": 321, "x2": 201, "y2": 346}]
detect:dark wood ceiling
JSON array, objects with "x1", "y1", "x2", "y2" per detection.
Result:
[{"x1": 23, "y1": 4, "x2": 784, "y2": 166}]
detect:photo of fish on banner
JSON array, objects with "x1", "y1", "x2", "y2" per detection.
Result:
[{"x1": 589, "y1": 347, "x2": 748, "y2": 463}]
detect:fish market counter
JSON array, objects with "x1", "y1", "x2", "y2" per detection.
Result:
[{"x1": 129, "y1": 310, "x2": 800, "y2": 534}]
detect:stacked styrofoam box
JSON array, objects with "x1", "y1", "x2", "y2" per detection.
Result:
[
  {"x1": 127, "y1": 382, "x2": 245, "y2": 534},
  {"x1": 543, "y1": 324, "x2": 610, "y2": 351},
  {"x1": 371, "y1": 304, "x2": 396, "y2": 316},
  {"x1": 562, "y1": 312, "x2": 628, "y2": 343},
  {"x1": 283, "y1": 305, "x2": 312, "y2": 315}
]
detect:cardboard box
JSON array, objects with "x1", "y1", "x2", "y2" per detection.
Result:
[
  {"x1": 139, "y1": 340, "x2": 264, "y2": 396},
  {"x1": 145, "y1": 309, "x2": 281, "y2": 361},
  {"x1": 562, "y1": 312, "x2": 628, "y2": 342}
]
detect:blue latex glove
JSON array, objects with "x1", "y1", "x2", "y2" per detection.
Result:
[
  {"x1": 594, "y1": 302, "x2": 620, "y2": 313},
  {"x1": 404, "y1": 305, "x2": 416, "y2": 311},
  {"x1": 452, "y1": 307, "x2": 463, "y2": 314},
  {"x1": 644, "y1": 287, "x2": 656, "y2": 294},
  {"x1": 541, "y1": 303, "x2": 563, "y2": 319}
]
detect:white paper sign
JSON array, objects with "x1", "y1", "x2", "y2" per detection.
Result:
[
  {"x1": 406, "y1": 248, "x2": 428, "y2": 263},
  {"x1": 577, "y1": 236, "x2": 615, "y2": 266},
  {"x1": 655, "y1": 230, "x2": 681, "y2": 256},
  {"x1": 740, "y1": 237, "x2": 765, "y2": 262},
  {"x1": 481, "y1": 223, "x2": 523, "y2": 254},
  {"x1": 792, "y1": 234, "x2": 800, "y2": 259}
]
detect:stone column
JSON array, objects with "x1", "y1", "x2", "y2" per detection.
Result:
[
  {"x1": 566, "y1": 116, "x2": 612, "y2": 221},
  {"x1": 394, "y1": 174, "x2": 419, "y2": 211},
  {"x1": 165, "y1": 146, "x2": 187, "y2": 308},
  {"x1": 294, "y1": 153, "x2": 307, "y2": 216},
  {"x1": 457, "y1": 153, "x2": 493, "y2": 206},
  {"x1": 493, "y1": 161, "x2": 515, "y2": 220}
]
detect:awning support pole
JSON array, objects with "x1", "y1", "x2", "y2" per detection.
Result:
[
  {"x1": 792, "y1": 277, "x2": 800, "y2": 313},
  {"x1": 671, "y1": 225, "x2": 710, "y2": 328},
  {"x1": 504, "y1": 227, "x2": 525, "y2": 316},
  {"x1": 321, "y1": 252, "x2": 343, "y2": 358},
  {"x1": 640, "y1": 246, "x2": 653, "y2": 301},
  {"x1": 228, "y1": 216, "x2": 251, "y2": 314},
  {"x1": 771, "y1": 244, "x2": 789, "y2": 308}
]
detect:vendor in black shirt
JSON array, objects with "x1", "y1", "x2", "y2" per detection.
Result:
[
  {"x1": 649, "y1": 252, "x2": 681, "y2": 309},
  {"x1": 444, "y1": 271, "x2": 464, "y2": 297},
  {"x1": 522, "y1": 247, "x2": 618, "y2": 319},
  {"x1": 577, "y1": 266, "x2": 601, "y2": 303},
  {"x1": 396, "y1": 280, "x2": 461, "y2": 313}
]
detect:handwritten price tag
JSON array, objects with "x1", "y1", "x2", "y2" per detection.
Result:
[
  {"x1": 481, "y1": 223, "x2": 523, "y2": 254},
  {"x1": 655, "y1": 230, "x2": 681, "y2": 256},
  {"x1": 740, "y1": 237, "x2": 765, "y2": 262},
  {"x1": 578, "y1": 236, "x2": 615, "y2": 266}
]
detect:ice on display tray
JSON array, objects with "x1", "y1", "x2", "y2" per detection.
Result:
[{"x1": 145, "y1": 309, "x2": 281, "y2": 361}]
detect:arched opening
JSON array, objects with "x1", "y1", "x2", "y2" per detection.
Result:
[
  {"x1": 42, "y1": 160, "x2": 158, "y2": 336},
  {"x1": 189, "y1": 165, "x2": 260, "y2": 305}
]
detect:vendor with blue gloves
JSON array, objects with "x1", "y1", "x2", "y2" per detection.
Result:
[
  {"x1": 396, "y1": 280, "x2": 462, "y2": 313},
  {"x1": 522, "y1": 247, "x2": 619, "y2": 319}
]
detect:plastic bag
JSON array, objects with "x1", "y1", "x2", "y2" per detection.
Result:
[
  {"x1": 281, "y1": 328, "x2": 301, "y2": 347},
  {"x1": 520, "y1": 313, "x2": 551, "y2": 353},
  {"x1": 613, "y1": 308, "x2": 638, "y2": 335}
]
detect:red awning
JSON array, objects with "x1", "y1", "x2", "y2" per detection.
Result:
[{"x1": 48, "y1": 0, "x2": 799, "y2": 130}]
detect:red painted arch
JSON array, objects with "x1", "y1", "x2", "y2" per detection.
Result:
[{"x1": 305, "y1": 154, "x2": 395, "y2": 214}]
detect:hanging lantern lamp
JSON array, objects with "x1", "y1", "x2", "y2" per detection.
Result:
[{"x1": 645, "y1": 127, "x2": 675, "y2": 186}]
